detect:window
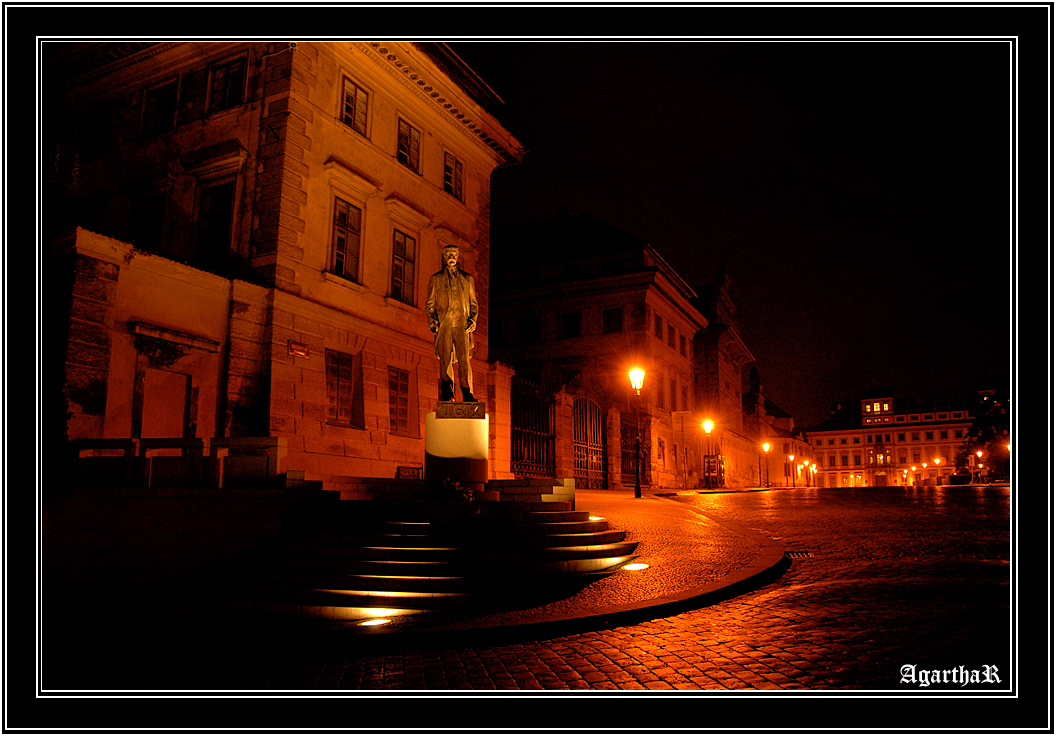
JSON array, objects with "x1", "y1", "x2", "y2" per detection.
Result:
[
  {"x1": 667, "y1": 325, "x2": 676, "y2": 349},
  {"x1": 841, "y1": 438, "x2": 847, "y2": 444},
  {"x1": 670, "y1": 379, "x2": 677, "y2": 410},
  {"x1": 631, "y1": 303, "x2": 646, "y2": 331},
  {"x1": 602, "y1": 307, "x2": 623, "y2": 334},
  {"x1": 898, "y1": 433, "x2": 905, "y2": 442},
  {"x1": 829, "y1": 456, "x2": 836, "y2": 467},
  {"x1": 873, "y1": 402, "x2": 881, "y2": 412},
  {"x1": 397, "y1": 118, "x2": 420, "y2": 173},
  {"x1": 679, "y1": 333, "x2": 687, "y2": 357},
  {"x1": 840, "y1": 456, "x2": 848, "y2": 466},
  {"x1": 194, "y1": 180, "x2": 235, "y2": 272},
  {"x1": 828, "y1": 439, "x2": 835, "y2": 445},
  {"x1": 681, "y1": 386, "x2": 688, "y2": 413},
  {"x1": 326, "y1": 349, "x2": 364, "y2": 427},
  {"x1": 388, "y1": 366, "x2": 414, "y2": 435},
  {"x1": 940, "y1": 431, "x2": 948, "y2": 439},
  {"x1": 954, "y1": 430, "x2": 963, "y2": 439},
  {"x1": 209, "y1": 56, "x2": 246, "y2": 112},
  {"x1": 143, "y1": 79, "x2": 178, "y2": 137},
  {"x1": 331, "y1": 197, "x2": 362, "y2": 281},
  {"x1": 342, "y1": 78, "x2": 369, "y2": 136},
  {"x1": 560, "y1": 312, "x2": 582, "y2": 339},
  {"x1": 925, "y1": 432, "x2": 934, "y2": 440},
  {"x1": 853, "y1": 454, "x2": 861, "y2": 465},
  {"x1": 443, "y1": 152, "x2": 464, "y2": 200},
  {"x1": 391, "y1": 229, "x2": 416, "y2": 305},
  {"x1": 885, "y1": 434, "x2": 891, "y2": 442},
  {"x1": 864, "y1": 404, "x2": 871, "y2": 413},
  {"x1": 853, "y1": 437, "x2": 860, "y2": 443},
  {"x1": 654, "y1": 314, "x2": 663, "y2": 339},
  {"x1": 912, "y1": 433, "x2": 919, "y2": 441}
]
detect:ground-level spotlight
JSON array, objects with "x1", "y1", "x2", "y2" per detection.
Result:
[
  {"x1": 622, "y1": 563, "x2": 649, "y2": 571},
  {"x1": 358, "y1": 618, "x2": 391, "y2": 627}
]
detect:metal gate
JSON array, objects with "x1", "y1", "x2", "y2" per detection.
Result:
[
  {"x1": 621, "y1": 415, "x2": 651, "y2": 488},
  {"x1": 510, "y1": 376, "x2": 555, "y2": 478},
  {"x1": 574, "y1": 397, "x2": 607, "y2": 489}
]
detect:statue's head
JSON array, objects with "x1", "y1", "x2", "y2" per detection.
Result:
[{"x1": 442, "y1": 244, "x2": 459, "y2": 271}]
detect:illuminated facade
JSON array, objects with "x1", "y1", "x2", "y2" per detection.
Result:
[
  {"x1": 491, "y1": 215, "x2": 798, "y2": 489},
  {"x1": 45, "y1": 42, "x2": 524, "y2": 489},
  {"x1": 806, "y1": 391, "x2": 979, "y2": 487}
]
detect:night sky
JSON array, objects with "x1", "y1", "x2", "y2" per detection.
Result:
[{"x1": 448, "y1": 37, "x2": 1017, "y2": 428}]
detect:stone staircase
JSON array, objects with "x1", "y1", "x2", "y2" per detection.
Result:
[{"x1": 194, "y1": 491, "x2": 639, "y2": 622}]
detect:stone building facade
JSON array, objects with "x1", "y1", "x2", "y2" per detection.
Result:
[
  {"x1": 491, "y1": 214, "x2": 797, "y2": 490},
  {"x1": 806, "y1": 391, "x2": 979, "y2": 487},
  {"x1": 45, "y1": 42, "x2": 524, "y2": 490}
]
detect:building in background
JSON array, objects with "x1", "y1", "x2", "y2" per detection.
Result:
[
  {"x1": 45, "y1": 41, "x2": 524, "y2": 489},
  {"x1": 491, "y1": 214, "x2": 805, "y2": 490},
  {"x1": 806, "y1": 389, "x2": 983, "y2": 487}
]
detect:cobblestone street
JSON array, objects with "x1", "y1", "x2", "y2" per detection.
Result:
[{"x1": 213, "y1": 486, "x2": 1011, "y2": 693}]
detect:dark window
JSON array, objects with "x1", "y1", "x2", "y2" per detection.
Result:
[
  {"x1": 561, "y1": 312, "x2": 582, "y2": 339},
  {"x1": 679, "y1": 333, "x2": 687, "y2": 356},
  {"x1": 326, "y1": 349, "x2": 364, "y2": 427},
  {"x1": 388, "y1": 366, "x2": 412, "y2": 435},
  {"x1": 654, "y1": 314, "x2": 663, "y2": 339},
  {"x1": 925, "y1": 432, "x2": 934, "y2": 440},
  {"x1": 667, "y1": 325, "x2": 676, "y2": 349},
  {"x1": 391, "y1": 229, "x2": 416, "y2": 305},
  {"x1": 397, "y1": 118, "x2": 420, "y2": 173},
  {"x1": 143, "y1": 80, "x2": 178, "y2": 137},
  {"x1": 209, "y1": 57, "x2": 246, "y2": 112},
  {"x1": 443, "y1": 152, "x2": 463, "y2": 200},
  {"x1": 195, "y1": 180, "x2": 235, "y2": 272},
  {"x1": 670, "y1": 379, "x2": 677, "y2": 410},
  {"x1": 331, "y1": 197, "x2": 362, "y2": 281},
  {"x1": 602, "y1": 307, "x2": 623, "y2": 334},
  {"x1": 342, "y1": 79, "x2": 368, "y2": 135},
  {"x1": 631, "y1": 302, "x2": 646, "y2": 331},
  {"x1": 177, "y1": 68, "x2": 208, "y2": 125}
]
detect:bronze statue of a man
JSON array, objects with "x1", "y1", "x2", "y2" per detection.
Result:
[{"x1": 426, "y1": 244, "x2": 478, "y2": 402}]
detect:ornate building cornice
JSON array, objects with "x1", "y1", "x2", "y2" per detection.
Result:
[
  {"x1": 358, "y1": 42, "x2": 524, "y2": 168},
  {"x1": 45, "y1": 42, "x2": 181, "y2": 87}
]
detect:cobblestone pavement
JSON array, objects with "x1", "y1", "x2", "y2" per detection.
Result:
[{"x1": 203, "y1": 486, "x2": 1012, "y2": 695}]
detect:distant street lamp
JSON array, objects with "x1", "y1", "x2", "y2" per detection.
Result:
[
  {"x1": 761, "y1": 442, "x2": 771, "y2": 487},
  {"x1": 789, "y1": 455, "x2": 795, "y2": 488},
  {"x1": 629, "y1": 368, "x2": 645, "y2": 499}
]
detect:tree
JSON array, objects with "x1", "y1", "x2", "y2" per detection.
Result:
[{"x1": 955, "y1": 393, "x2": 1010, "y2": 480}]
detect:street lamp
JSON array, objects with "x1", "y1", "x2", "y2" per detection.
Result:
[
  {"x1": 789, "y1": 455, "x2": 795, "y2": 488},
  {"x1": 761, "y1": 442, "x2": 770, "y2": 487},
  {"x1": 628, "y1": 368, "x2": 645, "y2": 499},
  {"x1": 702, "y1": 419, "x2": 714, "y2": 488}
]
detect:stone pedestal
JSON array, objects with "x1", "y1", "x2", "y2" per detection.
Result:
[{"x1": 425, "y1": 402, "x2": 494, "y2": 499}]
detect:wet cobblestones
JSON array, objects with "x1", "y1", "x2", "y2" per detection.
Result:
[{"x1": 209, "y1": 486, "x2": 1011, "y2": 693}]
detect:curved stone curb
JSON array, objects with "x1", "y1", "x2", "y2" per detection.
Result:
[{"x1": 335, "y1": 497, "x2": 789, "y2": 649}]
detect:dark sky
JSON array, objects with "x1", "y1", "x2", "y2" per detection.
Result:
[{"x1": 448, "y1": 39, "x2": 1015, "y2": 428}]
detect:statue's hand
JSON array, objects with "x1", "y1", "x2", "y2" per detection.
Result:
[{"x1": 466, "y1": 319, "x2": 476, "y2": 333}]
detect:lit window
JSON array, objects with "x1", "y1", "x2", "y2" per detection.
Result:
[
  {"x1": 391, "y1": 229, "x2": 416, "y2": 305},
  {"x1": 443, "y1": 152, "x2": 464, "y2": 200},
  {"x1": 873, "y1": 402, "x2": 881, "y2": 412},
  {"x1": 397, "y1": 118, "x2": 421, "y2": 173},
  {"x1": 882, "y1": 402, "x2": 889, "y2": 411},
  {"x1": 331, "y1": 197, "x2": 362, "y2": 281},
  {"x1": 342, "y1": 79, "x2": 369, "y2": 136},
  {"x1": 864, "y1": 404, "x2": 871, "y2": 413}
]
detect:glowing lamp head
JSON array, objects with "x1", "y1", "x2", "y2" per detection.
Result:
[
  {"x1": 703, "y1": 419, "x2": 714, "y2": 434},
  {"x1": 762, "y1": 443, "x2": 770, "y2": 452},
  {"x1": 628, "y1": 368, "x2": 645, "y2": 393}
]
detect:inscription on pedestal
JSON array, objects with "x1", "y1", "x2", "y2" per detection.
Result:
[{"x1": 435, "y1": 401, "x2": 486, "y2": 419}]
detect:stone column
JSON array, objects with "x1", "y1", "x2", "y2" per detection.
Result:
[{"x1": 553, "y1": 388, "x2": 575, "y2": 481}]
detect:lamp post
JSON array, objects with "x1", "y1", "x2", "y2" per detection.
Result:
[
  {"x1": 703, "y1": 419, "x2": 714, "y2": 488},
  {"x1": 629, "y1": 368, "x2": 644, "y2": 499},
  {"x1": 761, "y1": 442, "x2": 770, "y2": 488},
  {"x1": 789, "y1": 455, "x2": 796, "y2": 488}
]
